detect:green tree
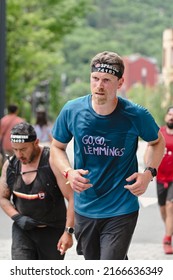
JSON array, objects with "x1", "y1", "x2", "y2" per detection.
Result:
[
  {"x1": 127, "y1": 85, "x2": 166, "y2": 125},
  {"x1": 7, "y1": 0, "x2": 92, "y2": 120}
]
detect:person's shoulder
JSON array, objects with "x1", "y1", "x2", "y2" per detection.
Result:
[
  {"x1": 0, "y1": 114, "x2": 10, "y2": 123},
  {"x1": 34, "y1": 124, "x2": 42, "y2": 131},
  {"x1": 0, "y1": 160, "x2": 9, "y2": 187},
  {"x1": 65, "y1": 95, "x2": 89, "y2": 108},
  {"x1": 118, "y1": 96, "x2": 147, "y2": 114},
  {"x1": 160, "y1": 126, "x2": 166, "y2": 133},
  {"x1": 15, "y1": 116, "x2": 24, "y2": 122},
  {"x1": 2, "y1": 159, "x2": 10, "y2": 173},
  {"x1": 0, "y1": 156, "x2": 12, "y2": 183},
  {"x1": 160, "y1": 125, "x2": 165, "y2": 129}
]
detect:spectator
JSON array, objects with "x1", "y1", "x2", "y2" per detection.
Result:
[
  {"x1": 34, "y1": 109, "x2": 52, "y2": 146},
  {"x1": 0, "y1": 104, "x2": 24, "y2": 160}
]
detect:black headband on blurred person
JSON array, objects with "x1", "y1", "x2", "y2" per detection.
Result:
[
  {"x1": 91, "y1": 63, "x2": 122, "y2": 79},
  {"x1": 10, "y1": 134, "x2": 37, "y2": 143}
]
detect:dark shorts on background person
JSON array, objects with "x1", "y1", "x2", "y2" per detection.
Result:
[
  {"x1": 12, "y1": 223, "x2": 65, "y2": 260},
  {"x1": 157, "y1": 182, "x2": 173, "y2": 206},
  {"x1": 75, "y1": 211, "x2": 138, "y2": 260}
]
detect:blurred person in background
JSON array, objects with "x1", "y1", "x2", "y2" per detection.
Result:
[
  {"x1": 34, "y1": 108, "x2": 52, "y2": 146},
  {"x1": 0, "y1": 104, "x2": 24, "y2": 161},
  {"x1": 156, "y1": 106, "x2": 173, "y2": 254}
]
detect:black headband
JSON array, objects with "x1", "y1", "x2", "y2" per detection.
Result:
[
  {"x1": 91, "y1": 63, "x2": 122, "y2": 79},
  {"x1": 10, "y1": 134, "x2": 37, "y2": 143}
]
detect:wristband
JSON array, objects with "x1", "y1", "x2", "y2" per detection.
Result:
[{"x1": 63, "y1": 168, "x2": 72, "y2": 179}]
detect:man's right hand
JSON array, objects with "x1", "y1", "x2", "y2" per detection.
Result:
[
  {"x1": 67, "y1": 169, "x2": 93, "y2": 193},
  {"x1": 11, "y1": 214, "x2": 41, "y2": 230}
]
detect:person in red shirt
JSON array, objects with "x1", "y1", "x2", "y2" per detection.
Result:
[
  {"x1": 0, "y1": 104, "x2": 24, "y2": 161},
  {"x1": 157, "y1": 106, "x2": 173, "y2": 254}
]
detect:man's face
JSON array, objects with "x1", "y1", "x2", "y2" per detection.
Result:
[
  {"x1": 165, "y1": 109, "x2": 173, "y2": 129},
  {"x1": 90, "y1": 72, "x2": 124, "y2": 105},
  {"x1": 11, "y1": 141, "x2": 38, "y2": 164}
]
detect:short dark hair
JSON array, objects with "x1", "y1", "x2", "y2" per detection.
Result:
[
  {"x1": 11, "y1": 122, "x2": 37, "y2": 139},
  {"x1": 90, "y1": 51, "x2": 125, "y2": 78},
  {"x1": 8, "y1": 104, "x2": 18, "y2": 114}
]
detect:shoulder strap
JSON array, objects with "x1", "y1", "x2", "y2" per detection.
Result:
[
  {"x1": 36, "y1": 147, "x2": 63, "y2": 199},
  {"x1": 38, "y1": 147, "x2": 56, "y2": 182},
  {"x1": 6, "y1": 155, "x2": 20, "y2": 191},
  {"x1": 39, "y1": 146, "x2": 50, "y2": 166}
]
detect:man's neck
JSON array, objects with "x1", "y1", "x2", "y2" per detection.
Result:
[
  {"x1": 92, "y1": 97, "x2": 118, "y2": 115},
  {"x1": 166, "y1": 127, "x2": 173, "y2": 135}
]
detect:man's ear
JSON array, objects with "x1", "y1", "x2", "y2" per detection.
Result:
[
  {"x1": 35, "y1": 139, "x2": 39, "y2": 145},
  {"x1": 118, "y1": 77, "x2": 124, "y2": 89}
]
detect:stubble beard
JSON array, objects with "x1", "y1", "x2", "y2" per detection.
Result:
[
  {"x1": 93, "y1": 93, "x2": 106, "y2": 105},
  {"x1": 167, "y1": 122, "x2": 173, "y2": 129}
]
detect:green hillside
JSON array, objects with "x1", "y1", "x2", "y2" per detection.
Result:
[{"x1": 62, "y1": 0, "x2": 173, "y2": 76}]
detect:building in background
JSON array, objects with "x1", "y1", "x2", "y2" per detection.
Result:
[
  {"x1": 122, "y1": 54, "x2": 159, "y2": 92},
  {"x1": 162, "y1": 28, "x2": 173, "y2": 105}
]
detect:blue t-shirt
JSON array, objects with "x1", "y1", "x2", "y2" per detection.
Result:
[{"x1": 52, "y1": 95, "x2": 159, "y2": 218}]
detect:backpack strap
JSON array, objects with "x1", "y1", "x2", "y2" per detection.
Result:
[
  {"x1": 6, "y1": 155, "x2": 20, "y2": 192},
  {"x1": 37, "y1": 147, "x2": 63, "y2": 200}
]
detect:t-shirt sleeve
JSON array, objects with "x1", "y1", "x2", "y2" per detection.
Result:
[
  {"x1": 52, "y1": 104, "x2": 73, "y2": 143},
  {"x1": 137, "y1": 106, "x2": 160, "y2": 142}
]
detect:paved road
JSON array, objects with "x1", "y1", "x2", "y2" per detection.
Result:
[{"x1": 0, "y1": 141, "x2": 172, "y2": 260}]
